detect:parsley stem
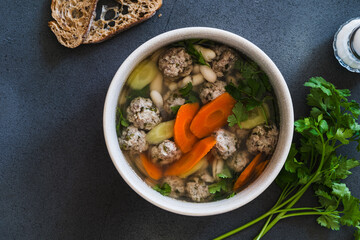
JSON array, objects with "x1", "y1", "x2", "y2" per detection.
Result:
[
  {"x1": 281, "y1": 211, "x2": 339, "y2": 219},
  {"x1": 254, "y1": 216, "x2": 272, "y2": 240}
]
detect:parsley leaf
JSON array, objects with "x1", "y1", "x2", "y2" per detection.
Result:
[
  {"x1": 217, "y1": 167, "x2": 232, "y2": 179},
  {"x1": 179, "y1": 82, "x2": 199, "y2": 104},
  {"x1": 227, "y1": 102, "x2": 248, "y2": 127},
  {"x1": 317, "y1": 214, "x2": 341, "y2": 230},
  {"x1": 170, "y1": 105, "x2": 181, "y2": 114},
  {"x1": 116, "y1": 108, "x2": 129, "y2": 135},
  {"x1": 153, "y1": 183, "x2": 171, "y2": 196},
  {"x1": 172, "y1": 39, "x2": 210, "y2": 66}
]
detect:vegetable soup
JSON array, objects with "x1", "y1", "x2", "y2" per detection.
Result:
[{"x1": 116, "y1": 39, "x2": 279, "y2": 202}]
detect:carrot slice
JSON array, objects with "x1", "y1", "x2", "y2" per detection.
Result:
[
  {"x1": 233, "y1": 153, "x2": 263, "y2": 191},
  {"x1": 174, "y1": 103, "x2": 200, "y2": 153},
  {"x1": 190, "y1": 92, "x2": 236, "y2": 138},
  {"x1": 164, "y1": 136, "x2": 216, "y2": 176},
  {"x1": 255, "y1": 160, "x2": 269, "y2": 176},
  {"x1": 140, "y1": 153, "x2": 162, "y2": 180}
]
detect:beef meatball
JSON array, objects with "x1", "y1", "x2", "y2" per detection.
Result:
[
  {"x1": 126, "y1": 97, "x2": 161, "y2": 130},
  {"x1": 162, "y1": 176, "x2": 185, "y2": 199},
  {"x1": 246, "y1": 124, "x2": 279, "y2": 155},
  {"x1": 186, "y1": 177, "x2": 211, "y2": 202},
  {"x1": 199, "y1": 81, "x2": 226, "y2": 104},
  {"x1": 227, "y1": 151, "x2": 252, "y2": 172},
  {"x1": 211, "y1": 45, "x2": 237, "y2": 77},
  {"x1": 150, "y1": 140, "x2": 182, "y2": 166},
  {"x1": 118, "y1": 125, "x2": 148, "y2": 153},
  {"x1": 163, "y1": 90, "x2": 186, "y2": 114},
  {"x1": 158, "y1": 47, "x2": 193, "y2": 79},
  {"x1": 212, "y1": 129, "x2": 237, "y2": 159}
]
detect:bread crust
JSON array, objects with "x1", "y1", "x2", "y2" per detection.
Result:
[
  {"x1": 83, "y1": 0, "x2": 162, "y2": 44},
  {"x1": 48, "y1": 0, "x2": 99, "y2": 48},
  {"x1": 48, "y1": 0, "x2": 162, "y2": 47}
]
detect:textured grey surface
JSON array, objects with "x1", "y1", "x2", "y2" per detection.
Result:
[{"x1": 1, "y1": 0, "x2": 360, "y2": 239}]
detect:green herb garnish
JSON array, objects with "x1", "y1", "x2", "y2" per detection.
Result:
[
  {"x1": 170, "y1": 105, "x2": 181, "y2": 114},
  {"x1": 227, "y1": 102, "x2": 248, "y2": 128},
  {"x1": 209, "y1": 166, "x2": 234, "y2": 201},
  {"x1": 226, "y1": 59, "x2": 272, "y2": 128},
  {"x1": 153, "y1": 183, "x2": 171, "y2": 196},
  {"x1": 170, "y1": 83, "x2": 199, "y2": 114},
  {"x1": 172, "y1": 39, "x2": 211, "y2": 66},
  {"x1": 116, "y1": 108, "x2": 129, "y2": 135},
  {"x1": 215, "y1": 77, "x2": 360, "y2": 240},
  {"x1": 180, "y1": 82, "x2": 200, "y2": 104}
]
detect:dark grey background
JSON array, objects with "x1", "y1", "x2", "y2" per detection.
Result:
[{"x1": 1, "y1": 0, "x2": 360, "y2": 239}]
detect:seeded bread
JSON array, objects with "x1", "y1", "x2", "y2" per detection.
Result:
[
  {"x1": 83, "y1": 0, "x2": 162, "y2": 44},
  {"x1": 48, "y1": 0, "x2": 99, "y2": 48}
]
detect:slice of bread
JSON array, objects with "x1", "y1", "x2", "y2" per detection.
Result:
[
  {"x1": 48, "y1": 0, "x2": 99, "y2": 48},
  {"x1": 83, "y1": 0, "x2": 162, "y2": 44}
]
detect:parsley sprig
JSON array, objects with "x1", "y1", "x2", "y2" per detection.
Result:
[
  {"x1": 226, "y1": 59, "x2": 273, "y2": 128},
  {"x1": 171, "y1": 39, "x2": 213, "y2": 66},
  {"x1": 208, "y1": 167, "x2": 235, "y2": 200},
  {"x1": 216, "y1": 77, "x2": 360, "y2": 240}
]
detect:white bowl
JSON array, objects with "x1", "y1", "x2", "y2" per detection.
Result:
[{"x1": 103, "y1": 27, "x2": 294, "y2": 216}]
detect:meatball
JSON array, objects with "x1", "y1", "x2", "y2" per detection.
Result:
[
  {"x1": 246, "y1": 124, "x2": 279, "y2": 155},
  {"x1": 211, "y1": 45, "x2": 237, "y2": 77},
  {"x1": 227, "y1": 151, "x2": 252, "y2": 172},
  {"x1": 163, "y1": 90, "x2": 186, "y2": 114},
  {"x1": 158, "y1": 47, "x2": 193, "y2": 79},
  {"x1": 118, "y1": 125, "x2": 148, "y2": 153},
  {"x1": 126, "y1": 97, "x2": 161, "y2": 130},
  {"x1": 162, "y1": 176, "x2": 185, "y2": 199},
  {"x1": 199, "y1": 81, "x2": 226, "y2": 104},
  {"x1": 212, "y1": 129, "x2": 237, "y2": 159},
  {"x1": 186, "y1": 177, "x2": 211, "y2": 202},
  {"x1": 150, "y1": 140, "x2": 182, "y2": 166}
]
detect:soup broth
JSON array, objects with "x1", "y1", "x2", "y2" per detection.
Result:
[{"x1": 116, "y1": 39, "x2": 279, "y2": 202}]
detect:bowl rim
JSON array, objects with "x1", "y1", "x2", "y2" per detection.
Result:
[{"x1": 103, "y1": 27, "x2": 294, "y2": 216}]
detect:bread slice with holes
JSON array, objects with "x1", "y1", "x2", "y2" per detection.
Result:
[
  {"x1": 48, "y1": 0, "x2": 99, "y2": 48},
  {"x1": 83, "y1": 0, "x2": 162, "y2": 44}
]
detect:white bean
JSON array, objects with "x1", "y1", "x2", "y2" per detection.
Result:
[
  {"x1": 200, "y1": 65, "x2": 217, "y2": 83},
  {"x1": 192, "y1": 73, "x2": 204, "y2": 86},
  {"x1": 168, "y1": 82, "x2": 178, "y2": 91},
  {"x1": 192, "y1": 64, "x2": 200, "y2": 74},
  {"x1": 194, "y1": 45, "x2": 216, "y2": 62},
  {"x1": 178, "y1": 76, "x2": 192, "y2": 88},
  {"x1": 150, "y1": 72, "x2": 163, "y2": 93},
  {"x1": 150, "y1": 90, "x2": 164, "y2": 109}
]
